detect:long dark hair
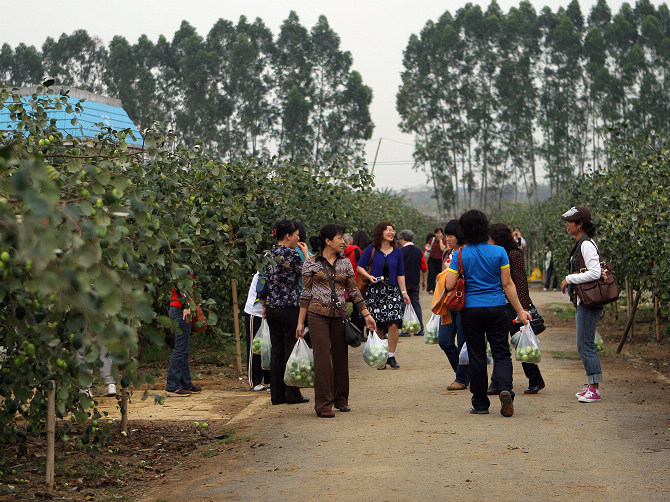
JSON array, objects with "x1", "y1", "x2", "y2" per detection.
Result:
[
  {"x1": 582, "y1": 221, "x2": 596, "y2": 238},
  {"x1": 372, "y1": 221, "x2": 395, "y2": 249},
  {"x1": 316, "y1": 224, "x2": 346, "y2": 253},
  {"x1": 353, "y1": 230, "x2": 370, "y2": 249},
  {"x1": 489, "y1": 223, "x2": 518, "y2": 253},
  {"x1": 459, "y1": 210, "x2": 489, "y2": 244}
]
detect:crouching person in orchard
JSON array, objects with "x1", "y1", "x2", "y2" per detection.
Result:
[{"x1": 297, "y1": 224, "x2": 377, "y2": 418}]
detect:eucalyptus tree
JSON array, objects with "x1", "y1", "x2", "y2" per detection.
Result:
[
  {"x1": 0, "y1": 43, "x2": 43, "y2": 87},
  {"x1": 41, "y1": 30, "x2": 108, "y2": 93},
  {"x1": 272, "y1": 11, "x2": 314, "y2": 160}
]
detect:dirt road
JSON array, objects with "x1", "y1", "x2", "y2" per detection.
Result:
[{"x1": 140, "y1": 290, "x2": 670, "y2": 501}]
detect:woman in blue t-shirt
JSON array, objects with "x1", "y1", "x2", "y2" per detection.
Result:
[
  {"x1": 357, "y1": 222, "x2": 411, "y2": 369},
  {"x1": 446, "y1": 210, "x2": 531, "y2": 417}
]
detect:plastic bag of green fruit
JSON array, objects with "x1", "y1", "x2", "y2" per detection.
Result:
[
  {"x1": 595, "y1": 330, "x2": 605, "y2": 354},
  {"x1": 363, "y1": 332, "x2": 389, "y2": 368},
  {"x1": 283, "y1": 338, "x2": 315, "y2": 388},
  {"x1": 254, "y1": 319, "x2": 272, "y2": 370},
  {"x1": 424, "y1": 314, "x2": 440, "y2": 344},
  {"x1": 251, "y1": 321, "x2": 264, "y2": 355},
  {"x1": 401, "y1": 304, "x2": 421, "y2": 334},
  {"x1": 515, "y1": 324, "x2": 541, "y2": 364}
]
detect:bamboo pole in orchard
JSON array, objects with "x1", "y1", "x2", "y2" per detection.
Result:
[
  {"x1": 120, "y1": 386, "x2": 129, "y2": 436},
  {"x1": 626, "y1": 275, "x2": 635, "y2": 339},
  {"x1": 231, "y1": 279, "x2": 242, "y2": 373},
  {"x1": 45, "y1": 380, "x2": 55, "y2": 489},
  {"x1": 655, "y1": 262, "x2": 661, "y2": 342}
]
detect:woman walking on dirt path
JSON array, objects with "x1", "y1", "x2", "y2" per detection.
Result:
[
  {"x1": 438, "y1": 219, "x2": 469, "y2": 391},
  {"x1": 262, "y1": 220, "x2": 311, "y2": 406},
  {"x1": 357, "y1": 222, "x2": 411, "y2": 369},
  {"x1": 487, "y1": 223, "x2": 545, "y2": 396},
  {"x1": 560, "y1": 206, "x2": 604, "y2": 403},
  {"x1": 445, "y1": 210, "x2": 531, "y2": 417},
  {"x1": 426, "y1": 228, "x2": 447, "y2": 293},
  {"x1": 297, "y1": 224, "x2": 377, "y2": 418}
]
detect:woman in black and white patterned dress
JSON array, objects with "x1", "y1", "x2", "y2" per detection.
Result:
[{"x1": 357, "y1": 222, "x2": 411, "y2": 369}]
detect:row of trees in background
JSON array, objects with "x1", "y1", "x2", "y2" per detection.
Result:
[
  {"x1": 0, "y1": 12, "x2": 374, "y2": 163},
  {"x1": 398, "y1": 0, "x2": 670, "y2": 216},
  {"x1": 492, "y1": 124, "x2": 669, "y2": 339},
  {"x1": 0, "y1": 88, "x2": 427, "y2": 451}
]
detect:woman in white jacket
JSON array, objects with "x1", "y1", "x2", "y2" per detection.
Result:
[{"x1": 560, "y1": 206, "x2": 603, "y2": 403}]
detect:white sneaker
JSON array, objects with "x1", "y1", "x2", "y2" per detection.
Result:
[
  {"x1": 80, "y1": 387, "x2": 93, "y2": 398},
  {"x1": 252, "y1": 384, "x2": 266, "y2": 391},
  {"x1": 105, "y1": 384, "x2": 117, "y2": 396},
  {"x1": 578, "y1": 388, "x2": 601, "y2": 403},
  {"x1": 575, "y1": 386, "x2": 589, "y2": 398}
]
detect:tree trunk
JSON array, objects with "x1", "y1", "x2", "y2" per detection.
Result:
[{"x1": 617, "y1": 289, "x2": 643, "y2": 353}]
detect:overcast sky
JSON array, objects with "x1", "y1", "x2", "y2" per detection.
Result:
[{"x1": 3, "y1": 0, "x2": 632, "y2": 191}]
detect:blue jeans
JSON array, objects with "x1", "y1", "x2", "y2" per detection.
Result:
[
  {"x1": 438, "y1": 311, "x2": 469, "y2": 386},
  {"x1": 166, "y1": 306, "x2": 193, "y2": 391},
  {"x1": 576, "y1": 304, "x2": 603, "y2": 384}
]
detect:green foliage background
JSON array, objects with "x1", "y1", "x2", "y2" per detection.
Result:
[{"x1": 0, "y1": 88, "x2": 429, "y2": 449}]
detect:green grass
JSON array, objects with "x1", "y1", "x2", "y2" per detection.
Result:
[
  {"x1": 200, "y1": 449, "x2": 218, "y2": 457},
  {"x1": 549, "y1": 350, "x2": 581, "y2": 360},
  {"x1": 548, "y1": 303, "x2": 574, "y2": 319}
]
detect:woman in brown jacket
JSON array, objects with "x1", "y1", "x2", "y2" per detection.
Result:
[{"x1": 297, "y1": 224, "x2": 378, "y2": 418}]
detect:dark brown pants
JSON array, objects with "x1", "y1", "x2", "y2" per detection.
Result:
[
  {"x1": 266, "y1": 307, "x2": 304, "y2": 405},
  {"x1": 308, "y1": 312, "x2": 349, "y2": 414}
]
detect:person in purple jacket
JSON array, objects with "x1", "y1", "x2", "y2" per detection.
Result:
[{"x1": 357, "y1": 222, "x2": 411, "y2": 369}]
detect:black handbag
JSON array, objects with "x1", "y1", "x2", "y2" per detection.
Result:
[
  {"x1": 321, "y1": 262, "x2": 363, "y2": 348},
  {"x1": 507, "y1": 303, "x2": 546, "y2": 335}
]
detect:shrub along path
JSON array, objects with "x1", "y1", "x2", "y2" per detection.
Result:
[{"x1": 140, "y1": 290, "x2": 670, "y2": 501}]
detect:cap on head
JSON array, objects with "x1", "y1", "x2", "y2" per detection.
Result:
[{"x1": 561, "y1": 206, "x2": 591, "y2": 223}]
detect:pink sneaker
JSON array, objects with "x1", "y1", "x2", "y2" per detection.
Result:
[
  {"x1": 578, "y1": 387, "x2": 601, "y2": 403},
  {"x1": 575, "y1": 386, "x2": 589, "y2": 398}
]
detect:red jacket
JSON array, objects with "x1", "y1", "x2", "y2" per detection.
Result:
[{"x1": 343, "y1": 245, "x2": 362, "y2": 278}]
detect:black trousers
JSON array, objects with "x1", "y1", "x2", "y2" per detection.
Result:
[
  {"x1": 427, "y1": 258, "x2": 442, "y2": 292},
  {"x1": 491, "y1": 305, "x2": 544, "y2": 388},
  {"x1": 265, "y1": 307, "x2": 304, "y2": 404},
  {"x1": 462, "y1": 305, "x2": 514, "y2": 411},
  {"x1": 244, "y1": 314, "x2": 271, "y2": 387},
  {"x1": 544, "y1": 263, "x2": 558, "y2": 290}
]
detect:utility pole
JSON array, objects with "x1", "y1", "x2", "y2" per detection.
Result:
[{"x1": 370, "y1": 138, "x2": 382, "y2": 175}]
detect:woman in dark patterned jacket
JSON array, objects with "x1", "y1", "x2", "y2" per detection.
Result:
[
  {"x1": 297, "y1": 224, "x2": 377, "y2": 418},
  {"x1": 487, "y1": 223, "x2": 545, "y2": 395},
  {"x1": 262, "y1": 220, "x2": 311, "y2": 406}
]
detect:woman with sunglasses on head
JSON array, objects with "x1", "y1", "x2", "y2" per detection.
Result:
[
  {"x1": 357, "y1": 222, "x2": 411, "y2": 369},
  {"x1": 560, "y1": 206, "x2": 604, "y2": 403}
]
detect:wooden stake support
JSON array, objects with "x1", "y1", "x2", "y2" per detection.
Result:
[
  {"x1": 45, "y1": 380, "x2": 55, "y2": 489},
  {"x1": 231, "y1": 278, "x2": 242, "y2": 373}
]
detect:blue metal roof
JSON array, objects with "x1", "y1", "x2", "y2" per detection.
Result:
[{"x1": 1, "y1": 89, "x2": 143, "y2": 147}]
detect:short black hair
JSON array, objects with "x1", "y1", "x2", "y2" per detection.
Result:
[
  {"x1": 316, "y1": 224, "x2": 346, "y2": 252},
  {"x1": 444, "y1": 219, "x2": 464, "y2": 245},
  {"x1": 434, "y1": 227, "x2": 443, "y2": 234},
  {"x1": 459, "y1": 210, "x2": 489, "y2": 244}
]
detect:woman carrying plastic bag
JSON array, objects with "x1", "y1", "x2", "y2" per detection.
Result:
[
  {"x1": 424, "y1": 314, "x2": 440, "y2": 344},
  {"x1": 363, "y1": 332, "x2": 389, "y2": 368},
  {"x1": 284, "y1": 338, "x2": 315, "y2": 388}
]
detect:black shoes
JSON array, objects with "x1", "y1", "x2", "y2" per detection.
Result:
[
  {"x1": 524, "y1": 382, "x2": 546, "y2": 394},
  {"x1": 486, "y1": 383, "x2": 500, "y2": 395},
  {"x1": 387, "y1": 356, "x2": 399, "y2": 369},
  {"x1": 469, "y1": 407, "x2": 489, "y2": 414},
  {"x1": 500, "y1": 391, "x2": 514, "y2": 417},
  {"x1": 287, "y1": 396, "x2": 310, "y2": 404}
]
